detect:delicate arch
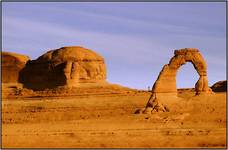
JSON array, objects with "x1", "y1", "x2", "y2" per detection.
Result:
[
  {"x1": 142, "y1": 48, "x2": 212, "y2": 114},
  {"x1": 152, "y1": 48, "x2": 211, "y2": 95}
]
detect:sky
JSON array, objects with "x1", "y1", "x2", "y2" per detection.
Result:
[{"x1": 2, "y1": 2, "x2": 226, "y2": 90}]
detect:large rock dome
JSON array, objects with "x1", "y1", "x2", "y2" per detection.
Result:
[
  {"x1": 19, "y1": 46, "x2": 107, "y2": 90},
  {"x1": 36, "y1": 46, "x2": 104, "y2": 62}
]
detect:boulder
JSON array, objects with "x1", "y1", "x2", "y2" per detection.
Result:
[
  {"x1": 2, "y1": 52, "x2": 29, "y2": 83},
  {"x1": 211, "y1": 80, "x2": 227, "y2": 92},
  {"x1": 19, "y1": 46, "x2": 107, "y2": 90}
]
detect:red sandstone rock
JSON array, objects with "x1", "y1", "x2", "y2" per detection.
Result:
[
  {"x1": 19, "y1": 46, "x2": 107, "y2": 90},
  {"x1": 211, "y1": 80, "x2": 227, "y2": 92},
  {"x1": 152, "y1": 48, "x2": 211, "y2": 95},
  {"x1": 143, "y1": 48, "x2": 212, "y2": 114},
  {"x1": 2, "y1": 52, "x2": 29, "y2": 83}
]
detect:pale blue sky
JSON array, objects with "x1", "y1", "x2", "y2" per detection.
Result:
[{"x1": 2, "y1": 2, "x2": 226, "y2": 89}]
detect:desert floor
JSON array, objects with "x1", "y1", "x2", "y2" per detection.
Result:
[{"x1": 2, "y1": 91, "x2": 226, "y2": 148}]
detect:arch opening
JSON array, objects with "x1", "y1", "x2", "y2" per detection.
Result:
[
  {"x1": 141, "y1": 48, "x2": 213, "y2": 114},
  {"x1": 176, "y1": 62, "x2": 199, "y2": 89}
]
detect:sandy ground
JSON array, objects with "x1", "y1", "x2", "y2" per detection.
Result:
[{"x1": 2, "y1": 91, "x2": 226, "y2": 148}]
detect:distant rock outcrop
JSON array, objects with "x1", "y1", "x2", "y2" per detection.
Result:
[
  {"x1": 211, "y1": 80, "x2": 227, "y2": 92},
  {"x1": 19, "y1": 46, "x2": 107, "y2": 90},
  {"x1": 141, "y1": 48, "x2": 213, "y2": 114},
  {"x1": 2, "y1": 52, "x2": 29, "y2": 83}
]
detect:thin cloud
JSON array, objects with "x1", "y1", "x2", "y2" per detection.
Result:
[{"x1": 2, "y1": 3, "x2": 226, "y2": 89}]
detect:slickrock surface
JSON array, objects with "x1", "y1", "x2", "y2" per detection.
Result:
[{"x1": 2, "y1": 91, "x2": 226, "y2": 148}]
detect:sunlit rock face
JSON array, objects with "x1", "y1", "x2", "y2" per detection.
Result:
[
  {"x1": 19, "y1": 46, "x2": 107, "y2": 90},
  {"x1": 2, "y1": 52, "x2": 29, "y2": 83},
  {"x1": 152, "y1": 48, "x2": 212, "y2": 95},
  {"x1": 142, "y1": 48, "x2": 212, "y2": 114}
]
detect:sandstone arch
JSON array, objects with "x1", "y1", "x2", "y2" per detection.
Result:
[{"x1": 143, "y1": 48, "x2": 212, "y2": 113}]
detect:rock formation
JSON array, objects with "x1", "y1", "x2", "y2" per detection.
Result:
[
  {"x1": 211, "y1": 80, "x2": 227, "y2": 92},
  {"x1": 142, "y1": 48, "x2": 212, "y2": 114},
  {"x1": 19, "y1": 46, "x2": 107, "y2": 90},
  {"x1": 2, "y1": 52, "x2": 29, "y2": 83}
]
